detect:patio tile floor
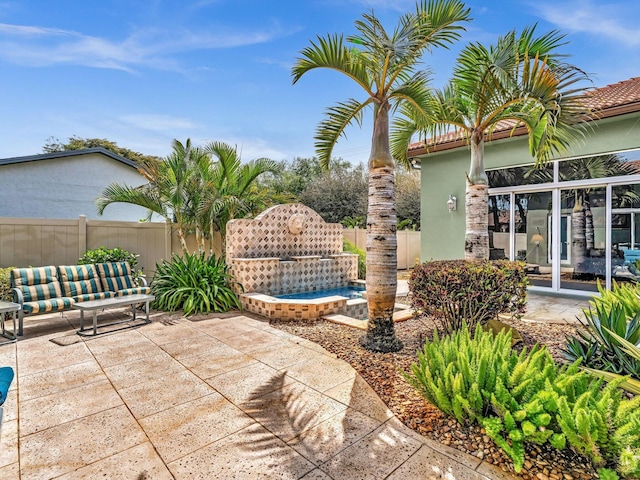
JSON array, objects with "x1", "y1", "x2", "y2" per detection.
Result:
[{"x1": 0, "y1": 293, "x2": 589, "y2": 479}]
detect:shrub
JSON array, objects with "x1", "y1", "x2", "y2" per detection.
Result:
[
  {"x1": 591, "y1": 280, "x2": 640, "y2": 319},
  {"x1": 0, "y1": 267, "x2": 16, "y2": 301},
  {"x1": 79, "y1": 246, "x2": 142, "y2": 283},
  {"x1": 403, "y1": 324, "x2": 559, "y2": 472},
  {"x1": 151, "y1": 252, "x2": 242, "y2": 316},
  {"x1": 409, "y1": 260, "x2": 527, "y2": 333},
  {"x1": 343, "y1": 239, "x2": 366, "y2": 280},
  {"x1": 563, "y1": 302, "x2": 640, "y2": 380},
  {"x1": 405, "y1": 324, "x2": 640, "y2": 477}
]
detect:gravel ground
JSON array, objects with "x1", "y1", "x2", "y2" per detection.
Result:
[{"x1": 270, "y1": 314, "x2": 599, "y2": 480}]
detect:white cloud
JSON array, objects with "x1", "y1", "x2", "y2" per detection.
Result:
[
  {"x1": 534, "y1": 0, "x2": 640, "y2": 47},
  {"x1": 0, "y1": 21, "x2": 298, "y2": 72}
]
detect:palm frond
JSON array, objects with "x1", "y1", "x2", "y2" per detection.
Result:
[
  {"x1": 96, "y1": 183, "x2": 165, "y2": 217},
  {"x1": 291, "y1": 34, "x2": 372, "y2": 93},
  {"x1": 315, "y1": 98, "x2": 370, "y2": 168}
]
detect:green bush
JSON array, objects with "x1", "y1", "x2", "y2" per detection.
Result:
[
  {"x1": 592, "y1": 280, "x2": 640, "y2": 320},
  {"x1": 403, "y1": 324, "x2": 559, "y2": 471},
  {"x1": 0, "y1": 267, "x2": 16, "y2": 301},
  {"x1": 79, "y1": 246, "x2": 142, "y2": 283},
  {"x1": 151, "y1": 253, "x2": 242, "y2": 316},
  {"x1": 409, "y1": 260, "x2": 528, "y2": 333},
  {"x1": 563, "y1": 302, "x2": 640, "y2": 380},
  {"x1": 405, "y1": 324, "x2": 640, "y2": 477},
  {"x1": 343, "y1": 239, "x2": 366, "y2": 280}
]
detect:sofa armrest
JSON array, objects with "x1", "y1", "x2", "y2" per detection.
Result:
[
  {"x1": 11, "y1": 288, "x2": 23, "y2": 308},
  {"x1": 139, "y1": 276, "x2": 148, "y2": 287}
]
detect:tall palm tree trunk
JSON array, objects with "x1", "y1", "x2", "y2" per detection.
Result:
[
  {"x1": 360, "y1": 102, "x2": 403, "y2": 353},
  {"x1": 584, "y1": 192, "x2": 594, "y2": 251},
  {"x1": 572, "y1": 193, "x2": 587, "y2": 278},
  {"x1": 465, "y1": 134, "x2": 489, "y2": 260}
]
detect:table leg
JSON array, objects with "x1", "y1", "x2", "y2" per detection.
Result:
[
  {"x1": 93, "y1": 310, "x2": 98, "y2": 336},
  {"x1": 79, "y1": 310, "x2": 85, "y2": 332},
  {"x1": 145, "y1": 301, "x2": 150, "y2": 322},
  {"x1": 0, "y1": 312, "x2": 12, "y2": 343}
]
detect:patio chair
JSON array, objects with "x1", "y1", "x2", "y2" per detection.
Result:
[{"x1": 0, "y1": 366, "x2": 15, "y2": 439}]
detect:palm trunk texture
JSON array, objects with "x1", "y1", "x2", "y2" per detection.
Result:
[
  {"x1": 360, "y1": 102, "x2": 403, "y2": 353},
  {"x1": 465, "y1": 135, "x2": 489, "y2": 260}
]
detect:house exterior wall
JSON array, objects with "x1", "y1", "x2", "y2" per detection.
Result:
[
  {"x1": 0, "y1": 152, "x2": 150, "y2": 221},
  {"x1": 417, "y1": 112, "x2": 640, "y2": 261}
]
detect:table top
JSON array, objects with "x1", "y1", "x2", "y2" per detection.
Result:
[
  {"x1": 71, "y1": 294, "x2": 155, "y2": 310},
  {"x1": 0, "y1": 301, "x2": 20, "y2": 313}
]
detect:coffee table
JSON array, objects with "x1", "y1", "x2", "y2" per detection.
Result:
[
  {"x1": 73, "y1": 294, "x2": 155, "y2": 336},
  {"x1": 0, "y1": 301, "x2": 19, "y2": 344}
]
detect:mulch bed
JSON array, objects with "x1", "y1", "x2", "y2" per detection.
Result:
[{"x1": 270, "y1": 314, "x2": 598, "y2": 480}]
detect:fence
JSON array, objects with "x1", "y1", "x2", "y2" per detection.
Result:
[
  {"x1": 343, "y1": 227, "x2": 421, "y2": 270},
  {"x1": 0, "y1": 217, "x2": 420, "y2": 276}
]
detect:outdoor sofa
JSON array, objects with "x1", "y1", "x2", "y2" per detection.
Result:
[{"x1": 10, "y1": 262, "x2": 150, "y2": 336}]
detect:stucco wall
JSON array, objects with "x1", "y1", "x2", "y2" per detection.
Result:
[
  {"x1": 417, "y1": 112, "x2": 640, "y2": 261},
  {"x1": 0, "y1": 152, "x2": 151, "y2": 221}
]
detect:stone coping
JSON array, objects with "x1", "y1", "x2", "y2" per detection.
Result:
[{"x1": 241, "y1": 292, "x2": 349, "y2": 306}]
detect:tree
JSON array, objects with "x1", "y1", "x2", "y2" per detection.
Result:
[
  {"x1": 292, "y1": 0, "x2": 471, "y2": 352},
  {"x1": 96, "y1": 139, "x2": 203, "y2": 253},
  {"x1": 96, "y1": 139, "x2": 277, "y2": 256},
  {"x1": 197, "y1": 141, "x2": 279, "y2": 254},
  {"x1": 299, "y1": 163, "x2": 368, "y2": 223},
  {"x1": 44, "y1": 135, "x2": 161, "y2": 165},
  {"x1": 396, "y1": 168, "x2": 421, "y2": 230},
  {"x1": 392, "y1": 25, "x2": 591, "y2": 260}
]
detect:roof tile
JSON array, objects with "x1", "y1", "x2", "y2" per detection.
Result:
[{"x1": 409, "y1": 76, "x2": 640, "y2": 152}]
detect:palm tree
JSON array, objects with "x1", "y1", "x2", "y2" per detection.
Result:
[
  {"x1": 292, "y1": 0, "x2": 471, "y2": 352},
  {"x1": 198, "y1": 141, "x2": 279, "y2": 255},
  {"x1": 392, "y1": 26, "x2": 591, "y2": 260},
  {"x1": 97, "y1": 138, "x2": 201, "y2": 253},
  {"x1": 97, "y1": 139, "x2": 277, "y2": 256}
]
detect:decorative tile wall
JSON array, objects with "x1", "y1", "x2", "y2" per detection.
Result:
[
  {"x1": 227, "y1": 204, "x2": 357, "y2": 296},
  {"x1": 240, "y1": 293, "x2": 348, "y2": 321}
]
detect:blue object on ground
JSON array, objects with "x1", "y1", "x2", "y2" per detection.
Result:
[{"x1": 0, "y1": 366, "x2": 15, "y2": 405}]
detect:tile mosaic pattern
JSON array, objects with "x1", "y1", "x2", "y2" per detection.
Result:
[
  {"x1": 240, "y1": 293, "x2": 348, "y2": 321},
  {"x1": 227, "y1": 204, "x2": 358, "y2": 300},
  {"x1": 227, "y1": 204, "x2": 344, "y2": 261}
]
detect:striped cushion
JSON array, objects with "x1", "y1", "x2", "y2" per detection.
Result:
[
  {"x1": 23, "y1": 297, "x2": 74, "y2": 314},
  {"x1": 72, "y1": 292, "x2": 114, "y2": 302},
  {"x1": 115, "y1": 286, "x2": 151, "y2": 296},
  {"x1": 96, "y1": 262, "x2": 135, "y2": 292},
  {"x1": 11, "y1": 266, "x2": 62, "y2": 302},
  {"x1": 58, "y1": 265, "x2": 104, "y2": 298}
]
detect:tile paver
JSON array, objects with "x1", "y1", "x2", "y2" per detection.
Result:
[
  {"x1": 54, "y1": 442, "x2": 174, "y2": 480},
  {"x1": 19, "y1": 405, "x2": 147, "y2": 480},
  {"x1": 19, "y1": 378, "x2": 122, "y2": 435},
  {"x1": 139, "y1": 392, "x2": 254, "y2": 463},
  {"x1": 0, "y1": 294, "x2": 586, "y2": 479}
]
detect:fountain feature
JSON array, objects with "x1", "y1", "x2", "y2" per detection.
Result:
[{"x1": 226, "y1": 204, "x2": 363, "y2": 320}]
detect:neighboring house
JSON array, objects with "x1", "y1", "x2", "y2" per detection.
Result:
[
  {"x1": 409, "y1": 76, "x2": 640, "y2": 295},
  {"x1": 0, "y1": 148, "x2": 151, "y2": 221}
]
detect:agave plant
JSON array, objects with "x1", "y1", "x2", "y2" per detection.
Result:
[
  {"x1": 591, "y1": 280, "x2": 640, "y2": 320},
  {"x1": 582, "y1": 328, "x2": 640, "y2": 395},
  {"x1": 563, "y1": 302, "x2": 640, "y2": 380}
]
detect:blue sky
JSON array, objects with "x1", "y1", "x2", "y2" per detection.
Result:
[{"x1": 1, "y1": 0, "x2": 638, "y2": 163}]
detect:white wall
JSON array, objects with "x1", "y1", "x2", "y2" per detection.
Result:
[{"x1": 0, "y1": 153, "x2": 151, "y2": 221}]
